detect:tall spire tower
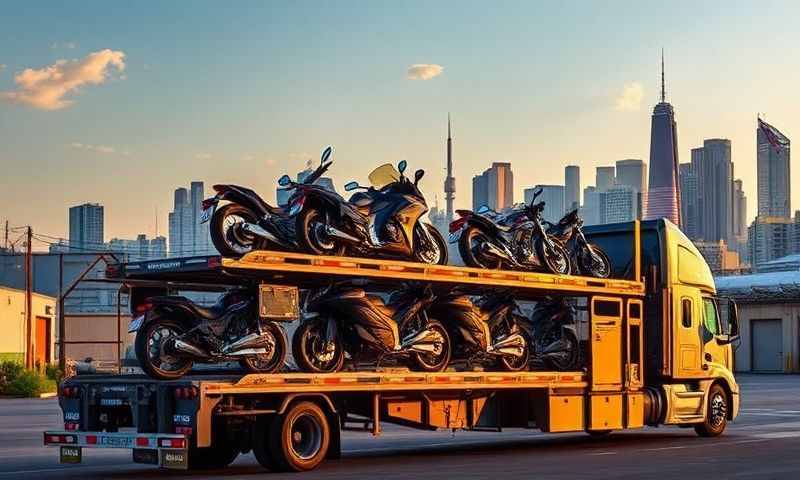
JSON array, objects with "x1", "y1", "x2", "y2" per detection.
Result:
[
  {"x1": 645, "y1": 49, "x2": 682, "y2": 226},
  {"x1": 444, "y1": 113, "x2": 456, "y2": 224}
]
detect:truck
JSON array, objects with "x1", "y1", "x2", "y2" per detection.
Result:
[{"x1": 43, "y1": 219, "x2": 740, "y2": 472}]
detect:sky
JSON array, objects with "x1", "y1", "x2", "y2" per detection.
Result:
[{"x1": 2, "y1": 1, "x2": 800, "y2": 247}]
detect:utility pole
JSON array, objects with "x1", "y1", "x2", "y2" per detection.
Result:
[
  {"x1": 3, "y1": 220, "x2": 8, "y2": 250},
  {"x1": 24, "y1": 226, "x2": 33, "y2": 369},
  {"x1": 58, "y1": 253, "x2": 65, "y2": 372}
]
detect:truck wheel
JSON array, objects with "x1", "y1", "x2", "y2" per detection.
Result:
[
  {"x1": 695, "y1": 383, "x2": 728, "y2": 437},
  {"x1": 239, "y1": 323, "x2": 287, "y2": 373},
  {"x1": 270, "y1": 401, "x2": 330, "y2": 472},
  {"x1": 252, "y1": 415, "x2": 277, "y2": 471}
]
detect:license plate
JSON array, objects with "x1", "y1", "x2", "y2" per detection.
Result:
[
  {"x1": 128, "y1": 315, "x2": 144, "y2": 333},
  {"x1": 99, "y1": 436, "x2": 133, "y2": 447},
  {"x1": 100, "y1": 398, "x2": 125, "y2": 407},
  {"x1": 200, "y1": 204, "x2": 215, "y2": 223},
  {"x1": 160, "y1": 449, "x2": 189, "y2": 469},
  {"x1": 60, "y1": 446, "x2": 82, "y2": 464}
]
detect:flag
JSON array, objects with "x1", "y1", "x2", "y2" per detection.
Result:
[{"x1": 758, "y1": 117, "x2": 790, "y2": 153}]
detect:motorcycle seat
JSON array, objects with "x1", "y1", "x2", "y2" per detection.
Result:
[
  {"x1": 149, "y1": 296, "x2": 227, "y2": 320},
  {"x1": 191, "y1": 303, "x2": 227, "y2": 320}
]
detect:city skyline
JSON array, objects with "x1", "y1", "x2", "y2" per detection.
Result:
[{"x1": 3, "y1": 2, "x2": 800, "y2": 241}]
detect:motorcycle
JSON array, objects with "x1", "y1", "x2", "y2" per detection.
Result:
[
  {"x1": 293, "y1": 159, "x2": 448, "y2": 265},
  {"x1": 292, "y1": 283, "x2": 451, "y2": 373},
  {"x1": 201, "y1": 146, "x2": 335, "y2": 258},
  {"x1": 522, "y1": 297, "x2": 580, "y2": 371},
  {"x1": 131, "y1": 289, "x2": 287, "y2": 380},
  {"x1": 430, "y1": 290, "x2": 530, "y2": 371},
  {"x1": 449, "y1": 187, "x2": 570, "y2": 274},
  {"x1": 546, "y1": 209, "x2": 612, "y2": 278}
]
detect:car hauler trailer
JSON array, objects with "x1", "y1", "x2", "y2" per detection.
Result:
[{"x1": 43, "y1": 220, "x2": 741, "y2": 472}]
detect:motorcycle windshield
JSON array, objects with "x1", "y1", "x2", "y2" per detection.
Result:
[{"x1": 368, "y1": 164, "x2": 401, "y2": 189}]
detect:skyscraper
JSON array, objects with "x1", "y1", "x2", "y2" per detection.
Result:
[
  {"x1": 169, "y1": 182, "x2": 214, "y2": 257},
  {"x1": 692, "y1": 139, "x2": 733, "y2": 244},
  {"x1": 733, "y1": 179, "x2": 748, "y2": 257},
  {"x1": 69, "y1": 203, "x2": 104, "y2": 251},
  {"x1": 645, "y1": 51, "x2": 681, "y2": 226},
  {"x1": 601, "y1": 185, "x2": 640, "y2": 224},
  {"x1": 757, "y1": 118, "x2": 791, "y2": 218},
  {"x1": 615, "y1": 159, "x2": 647, "y2": 219},
  {"x1": 472, "y1": 162, "x2": 513, "y2": 211},
  {"x1": 444, "y1": 114, "x2": 456, "y2": 224},
  {"x1": 581, "y1": 186, "x2": 600, "y2": 225},
  {"x1": 527, "y1": 185, "x2": 564, "y2": 223},
  {"x1": 564, "y1": 166, "x2": 580, "y2": 211},
  {"x1": 679, "y1": 162, "x2": 698, "y2": 239},
  {"x1": 595, "y1": 166, "x2": 615, "y2": 192}
]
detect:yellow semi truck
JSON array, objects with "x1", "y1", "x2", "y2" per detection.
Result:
[{"x1": 44, "y1": 219, "x2": 739, "y2": 472}]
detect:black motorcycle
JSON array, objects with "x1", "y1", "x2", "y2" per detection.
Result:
[
  {"x1": 131, "y1": 289, "x2": 287, "y2": 380},
  {"x1": 546, "y1": 209, "x2": 612, "y2": 278},
  {"x1": 450, "y1": 187, "x2": 570, "y2": 274},
  {"x1": 293, "y1": 160, "x2": 448, "y2": 265},
  {"x1": 292, "y1": 283, "x2": 451, "y2": 373},
  {"x1": 430, "y1": 290, "x2": 529, "y2": 371},
  {"x1": 201, "y1": 146, "x2": 334, "y2": 257},
  {"x1": 522, "y1": 297, "x2": 580, "y2": 371}
]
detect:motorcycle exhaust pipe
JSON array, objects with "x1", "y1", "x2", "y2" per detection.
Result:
[
  {"x1": 401, "y1": 328, "x2": 443, "y2": 353},
  {"x1": 481, "y1": 242, "x2": 515, "y2": 263},
  {"x1": 323, "y1": 225, "x2": 361, "y2": 244},
  {"x1": 222, "y1": 332, "x2": 273, "y2": 354},
  {"x1": 227, "y1": 347, "x2": 269, "y2": 356},
  {"x1": 241, "y1": 223, "x2": 293, "y2": 249},
  {"x1": 490, "y1": 333, "x2": 526, "y2": 357},
  {"x1": 173, "y1": 339, "x2": 211, "y2": 359}
]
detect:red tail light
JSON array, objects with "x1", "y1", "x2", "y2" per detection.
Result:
[
  {"x1": 175, "y1": 426, "x2": 193, "y2": 436},
  {"x1": 449, "y1": 217, "x2": 468, "y2": 233},
  {"x1": 135, "y1": 302, "x2": 153, "y2": 314},
  {"x1": 62, "y1": 386, "x2": 81, "y2": 398},
  {"x1": 159, "y1": 437, "x2": 187, "y2": 448},
  {"x1": 86, "y1": 435, "x2": 97, "y2": 444},
  {"x1": 136, "y1": 437, "x2": 150, "y2": 447},
  {"x1": 174, "y1": 386, "x2": 199, "y2": 400},
  {"x1": 64, "y1": 422, "x2": 80, "y2": 431}
]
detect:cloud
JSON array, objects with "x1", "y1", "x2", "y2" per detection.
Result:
[
  {"x1": 0, "y1": 49, "x2": 126, "y2": 110},
  {"x1": 407, "y1": 64, "x2": 443, "y2": 80},
  {"x1": 67, "y1": 142, "x2": 116, "y2": 154},
  {"x1": 195, "y1": 153, "x2": 212, "y2": 160},
  {"x1": 615, "y1": 82, "x2": 644, "y2": 111},
  {"x1": 51, "y1": 41, "x2": 77, "y2": 50}
]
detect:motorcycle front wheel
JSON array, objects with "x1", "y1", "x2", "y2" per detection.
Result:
[
  {"x1": 413, "y1": 223, "x2": 448, "y2": 265},
  {"x1": 410, "y1": 320, "x2": 451, "y2": 372},
  {"x1": 210, "y1": 203, "x2": 264, "y2": 258},
  {"x1": 536, "y1": 238, "x2": 571, "y2": 275},
  {"x1": 458, "y1": 226, "x2": 502, "y2": 269},
  {"x1": 292, "y1": 320, "x2": 345, "y2": 373},
  {"x1": 135, "y1": 318, "x2": 193, "y2": 380},
  {"x1": 296, "y1": 208, "x2": 346, "y2": 256},
  {"x1": 498, "y1": 331, "x2": 531, "y2": 372},
  {"x1": 239, "y1": 323, "x2": 288, "y2": 374},
  {"x1": 579, "y1": 243, "x2": 612, "y2": 278}
]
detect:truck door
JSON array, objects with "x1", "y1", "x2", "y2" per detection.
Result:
[{"x1": 672, "y1": 289, "x2": 703, "y2": 378}]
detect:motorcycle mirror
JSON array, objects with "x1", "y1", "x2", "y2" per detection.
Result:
[
  {"x1": 398, "y1": 160, "x2": 407, "y2": 174},
  {"x1": 477, "y1": 205, "x2": 491, "y2": 214},
  {"x1": 414, "y1": 169, "x2": 424, "y2": 184},
  {"x1": 278, "y1": 174, "x2": 292, "y2": 186},
  {"x1": 344, "y1": 181, "x2": 360, "y2": 191},
  {"x1": 321, "y1": 146, "x2": 333, "y2": 165}
]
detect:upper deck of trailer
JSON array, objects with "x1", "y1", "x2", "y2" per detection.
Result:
[{"x1": 109, "y1": 250, "x2": 645, "y2": 297}]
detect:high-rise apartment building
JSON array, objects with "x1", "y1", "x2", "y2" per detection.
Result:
[
  {"x1": 582, "y1": 186, "x2": 600, "y2": 225},
  {"x1": 645, "y1": 53, "x2": 681, "y2": 226},
  {"x1": 472, "y1": 162, "x2": 513, "y2": 211},
  {"x1": 68, "y1": 203, "x2": 104, "y2": 251},
  {"x1": 692, "y1": 139, "x2": 733, "y2": 244},
  {"x1": 748, "y1": 216, "x2": 793, "y2": 269},
  {"x1": 595, "y1": 166, "x2": 615, "y2": 192},
  {"x1": 732, "y1": 179, "x2": 747, "y2": 256},
  {"x1": 564, "y1": 166, "x2": 580, "y2": 211},
  {"x1": 757, "y1": 118, "x2": 791, "y2": 218},
  {"x1": 601, "y1": 185, "x2": 640, "y2": 224},
  {"x1": 168, "y1": 182, "x2": 214, "y2": 257},
  {"x1": 108, "y1": 234, "x2": 168, "y2": 261},
  {"x1": 679, "y1": 162, "x2": 698, "y2": 239},
  {"x1": 615, "y1": 159, "x2": 647, "y2": 220}
]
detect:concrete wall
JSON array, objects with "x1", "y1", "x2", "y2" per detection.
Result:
[
  {"x1": 0, "y1": 286, "x2": 56, "y2": 363},
  {"x1": 734, "y1": 303, "x2": 800, "y2": 373}
]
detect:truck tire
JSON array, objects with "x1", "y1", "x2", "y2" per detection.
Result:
[
  {"x1": 694, "y1": 383, "x2": 728, "y2": 437},
  {"x1": 252, "y1": 415, "x2": 277, "y2": 471},
  {"x1": 270, "y1": 401, "x2": 330, "y2": 472}
]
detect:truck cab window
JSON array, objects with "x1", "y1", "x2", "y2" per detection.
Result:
[
  {"x1": 703, "y1": 298, "x2": 719, "y2": 336},
  {"x1": 681, "y1": 298, "x2": 692, "y2": 328}
]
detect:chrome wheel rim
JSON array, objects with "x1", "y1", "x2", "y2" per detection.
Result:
[
  {"x1": 709, "y1": 393, "x2": 727, "y2": 427},
  {"x1": 147, "y1": 326, "x2": 183, "y2": 372},
  {"x1": 290, "y1": 414, "x2": 323, "y2": 460},
  {"x1": 308, "y1": 214, "x2": 336, "y2": 252},
  {"x1": 222, "y1": 214, "x2": 255, "y2": 255},
  {"x1": 417, "y1": 328, "x2": 447, "y2": 368}
]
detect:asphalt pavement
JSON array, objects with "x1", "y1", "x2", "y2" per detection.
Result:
[{"x1": 1, "y1": 374, "x2": 798, "y2": 479}]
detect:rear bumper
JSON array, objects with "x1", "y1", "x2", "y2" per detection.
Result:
[{"x1": 43, "y1": 431, "x2": 189, "y2": 469}]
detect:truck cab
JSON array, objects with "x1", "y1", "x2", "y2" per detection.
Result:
[{"x1": 588, "y1": 219, "x2": 740, "y2": 434}]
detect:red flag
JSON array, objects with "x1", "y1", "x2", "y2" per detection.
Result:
[{"x1": 759, "y1": 118, "x2": 790, "y2": 153}]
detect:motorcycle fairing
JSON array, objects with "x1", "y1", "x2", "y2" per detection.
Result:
[{"x1": 215, "y1": 184, "x2": 279, "y2": 217}]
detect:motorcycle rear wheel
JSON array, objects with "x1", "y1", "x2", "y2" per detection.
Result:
[
  {"x1": 292, "y1": 320, "x2": 345, "y2": 373},
  {"x1": 135, "y1": 318, "x2": 193, "y2": 380},
  {"x1": 411, "y1": 320, "x2": 451, "y2": 372},
  {"x1": 296, "y1": 208, "x2": 346, "y2": 256},
  {"x1": 413, "y1": 223, "x2": 448, "y2": 265},
  {"x1": 210, "y1": 203, "x2": 265, "y2": 258},
  {"x1": 579, "y1": 243, "x2": 612, "y2": 278},
  {"x1": 239, "y1": 323, "x2": 288, "y2": 373},
  {"x1": 458, "y1": 226, "x2": 502, "y2": 269},
  {"x1": 498, "y1": 332, "x2": 531, "y2": 372},
  {"x1": 536, "y1": 238, "x2": 571, "y2": 275}
]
